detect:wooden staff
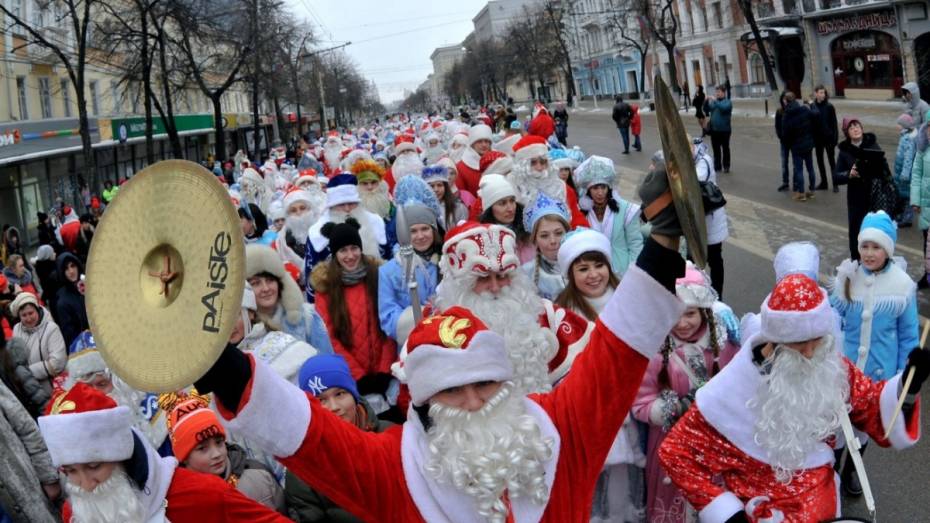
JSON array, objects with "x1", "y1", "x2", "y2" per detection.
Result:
[{"x1": 883, "y1": 318, "x2": 929, "y2": 439}]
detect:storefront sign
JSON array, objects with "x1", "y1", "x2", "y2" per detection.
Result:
[
  {"x1": 867, "y1": 54, "x2": 890, "y2": 62},
  {"x1": 842, "y1": 36, "x2": 876, "y2": 50},
  {"x1": 817, "y1": 10, "x2": 896, "y2": 35},
  {"x1": 106, "y1": 114, "x2": 214, "y2": 141}
]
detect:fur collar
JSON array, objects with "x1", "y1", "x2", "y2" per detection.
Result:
[{"x1": 309, "y1": 256, "x2": 381, "y2": 295}]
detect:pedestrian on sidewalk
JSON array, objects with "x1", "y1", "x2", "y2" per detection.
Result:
[
  {"x1": 692, "y1": 139, "x2": 728, "y2": 296},
  {"x1": 705, "y1": 85, "x2": 732, "y2": 173},
  {"x1": 553, "y1": 101, "x2": 569, "y2": 146},
  {"x1": 774, "y1": 91, "x2": 791, "y2": 192},
  {"x1": 837, "y1": 117, "x2": 892, "y2": 260},
  {"x1": 611, "y1": 95, "x2": 634, "y2": 154},
  {"x1": 903, "y1": 82, "x2": 929, "y2": 125},
  {"x1": 893, "y1": 113, "x2": 918, "y2": 227},
  {"x1": 782, "y1": 92, "x2": 817, "y2": 201},
  {"x1": 693, "y1": 86, "x2": 707, "y2": 133},
  {"x1": 631, "y1": 104, "x2": 643, "y2": 152},
  {"x1": 811, "y1": 85, "x2": 839, "y2": 192},
  {"x1": 910, "y1": 109, "x2": 930, "y2": 287}
]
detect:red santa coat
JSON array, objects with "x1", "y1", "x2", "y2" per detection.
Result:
[
  {"x1": 659, "y1": 334, "x2": 921, "y2": 523},
  {"x1": 63, "y1": 467, "x2": 289, "y2": 523},
  {"x1": 455, "y1": 146, "x2": 483, "y2": 197},
  {"x1": 218, "y1": 264, "x2": 685, "y2": 522}
]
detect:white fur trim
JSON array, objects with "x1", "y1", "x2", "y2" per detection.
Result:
[
  {"x1": 880, "y1": 372, "x2": 920, "y2": 449},
  {"x1": 695, "y1": 334, "x2": 836, "y2": 468},
  {"x1": 557, "y1": 228, "x2": 612, "y2": 278},
  {"x1": 598, "y1": 265, "x2": 685, "y2": 358},
  {"x1": 326, "y1": 184, "x2": 360, "y2": 208},
  {"x1": 246, "y1": 244, "x2": 304, "y2": 324},
  {"x1": 39, "y1": 406, "x2": 135, "y2": 466},
  {"x1": 858, "y1": 227, "x2": 894, "y2": 257},
  {"x1": 514, "y1": 143, "x2": 549, "y2": 163},
  {"x1": 395, "y1": 306, "x2": 416, "y2": 347},
  {"x1": 547, "y1": 305, "x2": 593, "y2": 383},
  {"x1": 698, "y1": 491, "x2": 744, "y2": 523},
  {"x1": 394, "y1": 142, "x2": 416, "y2": 155},
  {"x1": 484, "y1": 156, "x2": 514, "y2": 175},
  {"x1": 405, "y1": 330, "x2": 513, "y2": 405},
  {"x1": 224, "y1": 357, "x2": 311, "y2": 458},
  {"x1": 493, "y1": 134, "x2": 520, "y2": 156},
  {"x1": 760, "y1": 287, "x2": 833, "y2": 343},
  {"x1": 468, "y1": 124, "x2": 492, "y2": 145},
  {"x1": 65, "y1": 349, "x2": 107, "y2": 378},
  {"x1": 461, "y1": 146, "x2": 481, "y2": 170}
]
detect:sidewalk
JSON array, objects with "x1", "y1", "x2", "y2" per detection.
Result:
[{"x1": 569, "y1": 97, "x2": 907, "y2": 129}]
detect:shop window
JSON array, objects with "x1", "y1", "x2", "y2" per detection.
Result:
[
  {"x1": 830, "y1": 30, "x2": 903, "y2": 90},
  {"x1": 750, "y1": 54, "x2": 765, "y2": 84}
]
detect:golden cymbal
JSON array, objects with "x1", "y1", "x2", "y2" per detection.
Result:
[{"x1": 85, "y1": 160, "x2": 244, "y2": 392}]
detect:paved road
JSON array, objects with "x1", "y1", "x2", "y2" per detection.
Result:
[{"x1": 565, "y1": 109, "x2": 929, "y2": 522}]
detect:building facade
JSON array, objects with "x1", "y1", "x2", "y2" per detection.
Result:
[
  {"x1": 567, "y1": 0, "x2": 644, "y2": 99},
  {"x1": 429, "y1": 44, "x2": 467, "y2": 107}
]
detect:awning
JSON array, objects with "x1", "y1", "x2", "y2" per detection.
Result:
[{"x1": 740, "y1": 27, "x2": 803, "y2": 42}]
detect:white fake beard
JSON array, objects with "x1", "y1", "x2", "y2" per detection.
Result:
[
  {"x1": 426, "y1": 383, "x2": 553, "y2": 522},
  {"x1": 435, "y1": 273, "x2": 556, "y2": 394},
  {"x1": 392, "y1": 153, "x2": 424, "y2": 180},
  {"x1": 240, "y1": 180, "x2": 266, "y2": 208},
  {"x1": 323, "y1": 145, "x2": 342, "y2": 168},
  {"x1": 748, "y1": 335, "x2": 849, "y2": 484},
  {"x1": 286, "y1": 211, "x2": 318, "y2": 244},
  {"x1": 329, "y1": 207, "x2": 382, "y2": 258},
  {"x1": 66, "y1": 468, "x2": 147, "y2": 523},
  {"x1": 509, "y1": 161, "x2": 565, "y2": 205},
  {"x1": 449, "y1": 146, "x2": 465, "y2": 163},
  {"x1": 359, "y1": 184, "x2": 392, "y2": 220},
  {"x1": 425, "y1": 146, "x2": 446, "y2": 164}
]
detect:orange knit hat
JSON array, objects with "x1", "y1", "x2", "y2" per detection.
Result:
[{"x1": 161, "y1": 392, "x2": 225, "y2": 463}]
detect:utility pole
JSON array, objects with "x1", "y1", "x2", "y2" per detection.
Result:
[
  {"x1": 250, "y1": 0, "x2": 262, "y2": 160},
  {"x1": 299, "y1": 41, "x2": 351, "y2": 135}
]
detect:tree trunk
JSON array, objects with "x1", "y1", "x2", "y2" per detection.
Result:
[
  {"x1": 212, "y1": 94, "x2": 226, "y2": 162},
  {"x1": 154, "y1": 16, "x2": 182, "y2": 158},
  {"x1": 73, "y1": 70, "x2": 97, "y2": 190},
  {"x1": 250, "y1": 0, "x2": 261, "y2": 160},
  {"x1": 738, "y1": 0, "x2": 779, "y2": 92},
  {"x1": 140, "y1": 4, "x2": 155, "y2": 165},
  {"x1": 663, "y1": 44, "x2": 680, "y2": 93}
]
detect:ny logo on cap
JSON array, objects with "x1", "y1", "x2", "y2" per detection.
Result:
[{"x1": 306, "y1": 376, "x2": 327, "y2": 396}]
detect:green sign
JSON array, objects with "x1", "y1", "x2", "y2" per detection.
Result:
[{"x1": 110, "y1": 114, "x2": 214, "y2": 140}]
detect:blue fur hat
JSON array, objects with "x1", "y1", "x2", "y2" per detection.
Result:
[
  {"x1": 523, "y1": 191, "x2": 570, "y2": 234},
  {"x1": 858, "y1": 210, "x2": 897, "y2": 257},
  {"x1": 394, "y1": 175, "x2": 443, "y2": 228}
]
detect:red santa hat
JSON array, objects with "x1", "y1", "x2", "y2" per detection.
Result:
[
  {"x1": 513, "y1": 134, "x2": 549, "y2": 163},
  {"x1": 404, "y1": 307, "x2": 513, "y2": 405},
  {"x1": 760, "y1": 274, "x2": 833, "y2": 343},
  {"x1": 468, "y1": 124, "x2": 493, "y2": 146},
  {"x1": 38, "y1": 383, "x2": 135, "y2": 467},
  {"x1": 442, "y1": 221, "x2": 520, "y2": 279},
  {"x1": 479, "y1": 150, "x2": 513, "y2": 175},
  {"x1": 394, "y1": 134, "x2": 417, "y2": 155},
  {"x1": 293, "y1": 168, "x2": 319, "y2": 188},
  {"x1": 283, "y1": 187, "x2": 314, "y2": 212}
]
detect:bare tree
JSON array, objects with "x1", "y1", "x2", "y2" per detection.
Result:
[
  {"x1": 640, "y1": 0, "x2": 681, "y2": 93},
  {"x1": 605, "y1": 0, "x2": 650, "y2": 93},
  {"x1": 0, "y1": 0, "x2": 103, "y2": 186},
  {"x1": 540, "y1": 1, "x2": 577, "y2": 105},
  {"x1": 735, "y1": 0, "x2": 779, "y2": 92}
]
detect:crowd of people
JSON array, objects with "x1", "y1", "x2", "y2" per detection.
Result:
[{"x1": 0, "y1": 97, "x2": 927, "y2": 523}]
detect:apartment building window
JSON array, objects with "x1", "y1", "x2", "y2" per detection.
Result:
[
  {"x1": 32, "y1": 5, "x2": 46, "y2": 27},
  {"x1": 90, "y1": 80, "x2": 100, "y2": 115},
  {"x1": 61, "y1": 79, "x2": 72, "y2": 117},
  {"x1": 712, "y1": 2, "x2": 723, "y2": 29},
  {"x1": 110, "y1": 80, "x2": 121, "y2": 113},
  {"x1": 701, "y1": 7, "x2": 709, "y2": 32},
  {"x1": 11, "y1": 0, "x2": 22, "y2": 18},
  {"x1": 39, "y1": 77, "x2": 53, "y2": 118},
  {"x1": 16, "y1": 77, "x2": 28, "y2": 120}
]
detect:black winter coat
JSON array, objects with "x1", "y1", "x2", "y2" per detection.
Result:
[
  {"x1": 53, "y1": 253, "x2": 88, "y2": 347},
  {"x1": 837, "y1": 133, "x2": 890, "y2": 257},
  {"x1": 811, "y1": 99, "x2": 839, "y2": 146},
  {"x1": 781, "y1": 101, "x2": 815, "y2": 152},
  {"x1": 612, "y1": 101, "x2": 632, "y2": 128}
]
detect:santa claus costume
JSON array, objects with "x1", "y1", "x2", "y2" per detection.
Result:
[
  {"x1": 509, "y1": 135, "x2": 588, "y2": 229},
  {"x1": 456, "y1": 124, "x2": 494, "y2": 197},
  {"x1": 632, "y1": 264, "x2": 739, "y2": 523},
  {"x1": 659, "y1": 274, "x2": 924, "y2": 522},
  {"x1": 271, "y1": 187, "x2": 324, "y2": 284},
  {"x1": 321, "y1": 132, "x2": 345, "y2": 176},
  {"x1": 527, "y1": 102, "x2": 556, "y2": 140},
  {"x1": 196, "y1": 236, "x2": 689, "y2": 522},
  {"x1": 384, "y1": 135, "x2": 422, "y2": 192},
  {"x1": 38, "y1": 383, "x2": 290, "y2": 522}
]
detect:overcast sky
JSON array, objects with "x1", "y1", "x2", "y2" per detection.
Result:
[{"x1": 286, "y1": 0, "x2": 488, "y2": 104}]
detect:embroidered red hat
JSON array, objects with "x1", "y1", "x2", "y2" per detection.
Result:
[
  {"x1": 512, "y1": 134, "x2": 549, "y2": 163},
  {"x1": 38, "y1": 383, "x2": 135, "y2": 466},
  {"x1": 394, "y1": 134, "x2": 417, "y2": 155},
  {"x1": 442, "y1": 221, "x2": 520, "y2": 279},
  {"x1": 404, "y1": 306, "x2": 512, "y2": 405},
  {"x1": 760, "y1": 274, "x2": 833, "y2": 343},
  {"x1": 479, "y1": 150, "x2": 513, "y2": 175}
]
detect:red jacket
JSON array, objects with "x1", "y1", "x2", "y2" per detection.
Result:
[
  {"x1": 528, "y1": 112, "x2": 556, "y2": 139},
  {"x1": 455, "y1": 158, "x2": 482, "y2": 197},
  {"x1": 63, "y1": 467, "x2": 289, "y2": 522},
  {"x1": 59, "y1": 221, "x2": 80, "y2": 253},
  {"x1": 631, "y1": 105, "x2": 642, "y2": 135},
  {"x1": 312, "y1": 263, "x2": 397, "y2": 381}
]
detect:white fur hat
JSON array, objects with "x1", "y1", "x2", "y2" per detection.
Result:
[
  {"x1": 557, "y1": 228, "x2": 612, "y2": 278},
  {"x1": 477, "y1": 174, "x2": 516, "y2": 212},
  {"x1": 245, "y1": 244, "x2": 304, "y2": 324},
  {"x1": 468, "y1": 124, "x2": 493, "y2": 146},
  {"x1": 774, "y1": 241, "x2": 820, "y2": 282},
  {"x1": 38, "y1": 385, "x2": 135, "y2": 467}
]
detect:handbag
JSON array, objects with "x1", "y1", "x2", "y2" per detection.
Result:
[
  {"x1": 869, "y1": 172, "x2": 897, "y2": 217},
  {"x1": 700, "y1": 180, "x2": 727, "y2": 213}
]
